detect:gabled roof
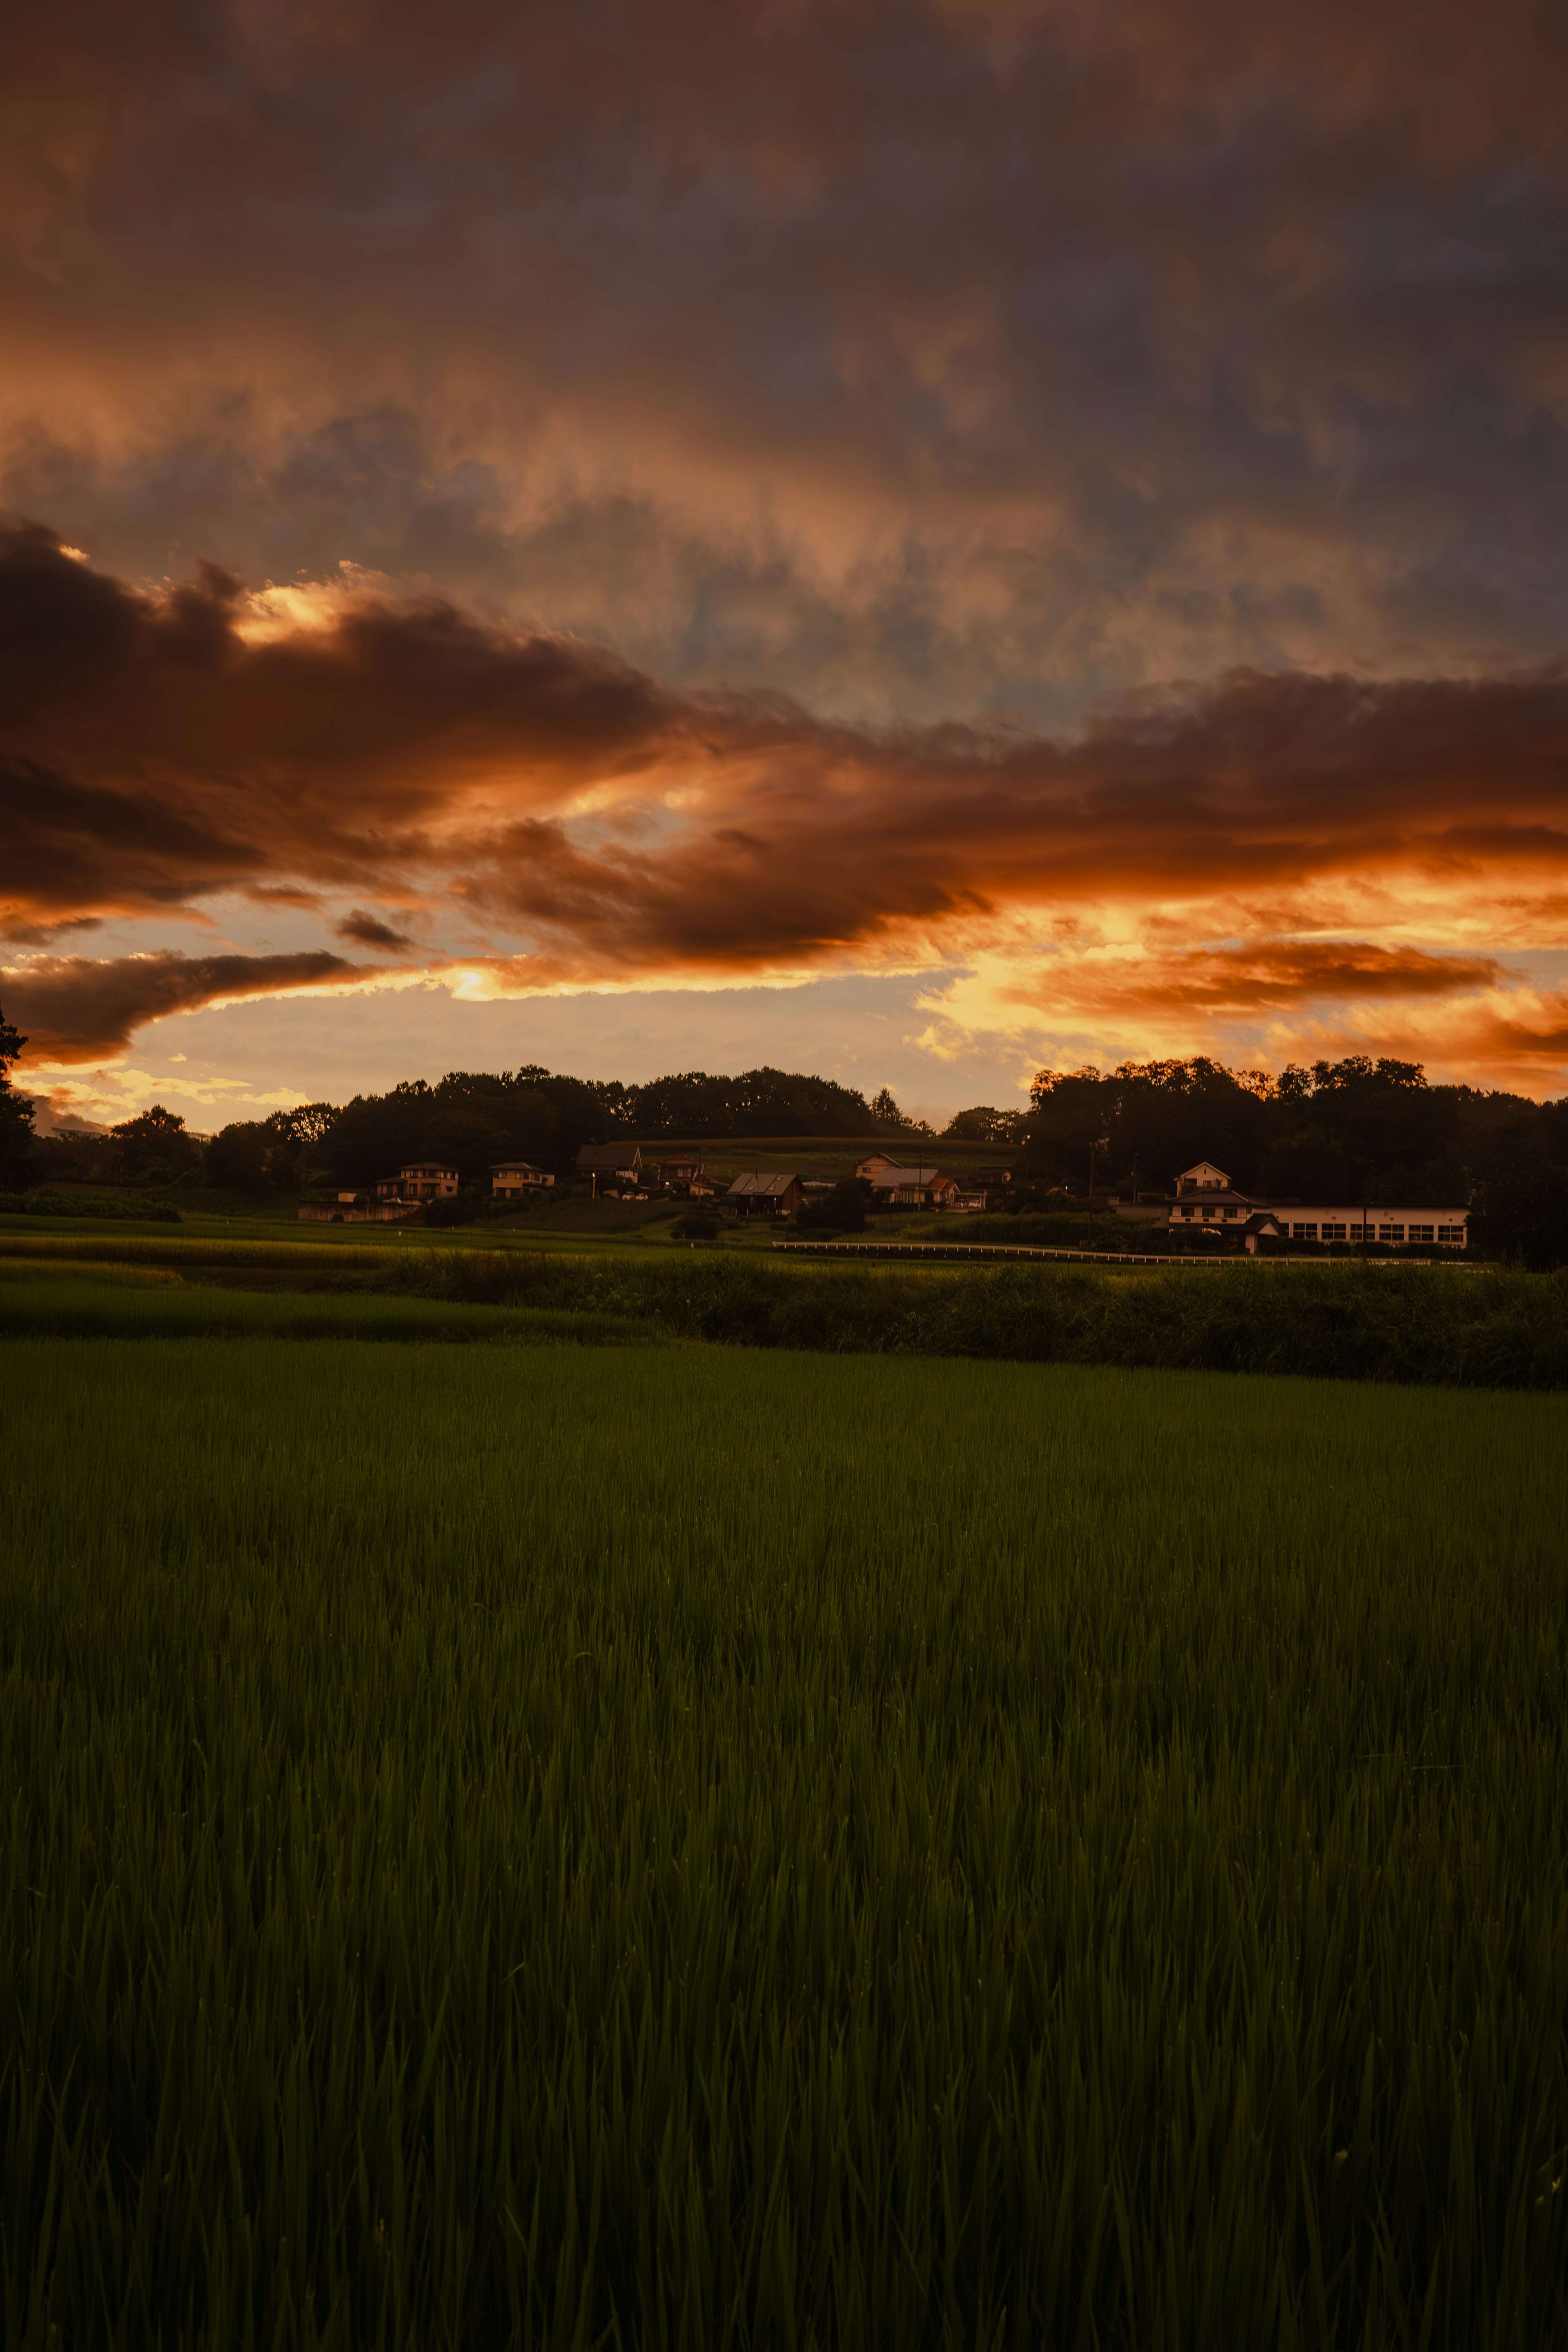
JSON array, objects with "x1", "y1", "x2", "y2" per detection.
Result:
[
  {"x1": 491, "y1": 1159, "x2": 548, "y2": 1172},
  {"x1": 866, "y1": 1164, "x2": 945, "y2": 1187},
  {"x1": 725, "y1": 1171, "x2": 800, "y2": 1197},
  {"x1": 576, "y1": 1141, "x2": 641, "y2": 1170},
  {"x1": 1176, "y1": 1161, "x2": 1232, "y2": 1187}
]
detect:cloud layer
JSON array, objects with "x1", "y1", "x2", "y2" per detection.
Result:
[
  {"x1": 6, "y1": 0, "x2": 1568, "y2": 726},
  {"x1": 4, "y1": 523, "x2": 1568, "y2": 1085},
  {"x1": 5, "y1": 4, "x2": 1568, "y2": 1096}
]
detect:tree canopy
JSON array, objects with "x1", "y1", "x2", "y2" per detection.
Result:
[
  {"x1": 110, "y1": 1104, "x2": 198, "y2": 1185},
  {"x1": 0, "y1": 1001, "x2": 35, "y2": 1189},
  {"x1": 321, "y1": 1064, "x2": 916, "y2": 1183},
  {"x1": 1022, "y1": 1056, "x2": 1568, "y2": 1205}
]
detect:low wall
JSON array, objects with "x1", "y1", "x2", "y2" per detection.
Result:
[{"x1": 298, "y1": 1202, "x2": 426, "y2": 1225}]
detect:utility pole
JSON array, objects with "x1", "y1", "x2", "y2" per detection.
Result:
[{"x1": 1088, "y1": 1134, "x2": 1109, "y2": 1243}]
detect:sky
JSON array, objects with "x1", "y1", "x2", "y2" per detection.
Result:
[{"x1": 5, "y1": 0, "x2": 1568, "y2": 1132}]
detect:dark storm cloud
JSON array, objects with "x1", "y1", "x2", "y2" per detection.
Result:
[
  {"x1": 1, "y1": 949, "x2": 376, "y2": 1063},
  {"x1": 0, "y1": 523, "x2": 681, "y2": 935},
  {"x1": 336, "y1": 909, "x2": 416, "y2": 951},
  {"x1": 6, "y1": 1, "x2": 1568, "y2": 720}
]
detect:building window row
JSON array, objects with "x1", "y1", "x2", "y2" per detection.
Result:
[{"x1": 1288, "y1": 1218, "x2": 1450, "y2": 1244}]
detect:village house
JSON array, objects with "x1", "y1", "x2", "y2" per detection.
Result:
[
  {"x1": 656, "y1": 1154, "x2": 710, "y2": 1194},
  {"x1": 576, "y1": 1141, "x2": 643, "y2": 1191},
  {"x1": 862, "y1": 1162, "x2": 961, "y2": 1210},
  {"x1": 376, "y1": 1161, "x2": 460, "y2": 1203},
  {"x1": 1158, "y1": 1162, "x2": 1469, "y2": 1250},
  {"x1": 490, "y1": 1160, "x2": 555, "y2": 1200},
  {"x1": 724, "y1": 1172, "x2": 804, "y2": 1217},
  {"x1": 853, "y1": 1150, "x2": 989, "y2": 1209}
]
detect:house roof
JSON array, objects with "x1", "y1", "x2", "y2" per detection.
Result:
[
  {"x1": 399, "y1": 1161, "x2": 459, "y2": 1174},
  {"x1": 866, "y1": 1165, "x2": 946, "y2": 1187},
  {"x1": 725, "y1": 1171, "x2": 800, "y2": 1197},
  {"x1": 576, "y1": 1142, "x2": 641, "y2": 1169},
  {"x1": 491, "y1": 1159, "x2": 548, "y2": 1173}
]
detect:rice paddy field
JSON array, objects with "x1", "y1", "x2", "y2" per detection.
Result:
[{"x1": 3, "y1": 1329, "x2": 1566, "y2": 2349}]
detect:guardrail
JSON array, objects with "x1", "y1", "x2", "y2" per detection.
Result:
[
  {"x1": 772, "y1": 1239, "x2": 1462, "y2": 1267},
  {"x1": 776, "y1": 1238, "x2": 1234, "y2": 1266}
]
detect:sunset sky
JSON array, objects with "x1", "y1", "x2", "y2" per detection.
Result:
[{"x1": 6, "y1": 0, "x2": 1568, "y2": 1130}]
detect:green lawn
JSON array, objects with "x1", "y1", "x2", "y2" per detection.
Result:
[{"x1": 2, "y1": 1337, "x2": 1565, "y2": 2348}]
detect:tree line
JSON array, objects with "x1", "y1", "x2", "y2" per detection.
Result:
[
  {"x1": 1022, "y1": 1054, "x2": 1568, "y2": 1197},
  {"x1": 10, "y1": 1049, "x2": 995, "y2": 1194},
  {"x1": 6, "y1": 1009, "x2": 1565, "y2": 1263},
  {"x1": 1022, "y1": 1055, "x2": 1568, "y2": 1265}
]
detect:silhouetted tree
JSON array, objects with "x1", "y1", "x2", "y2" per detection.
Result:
[
  {"x1": 0, "y1": 1002, "x2": 35, "y2": 1189},
  {"x1": 111, "y1": 1105, "x2": 197, "y2": 1185},
  {"x1": 941, "y1": 1105, "x2": 1029, "y2": 1144},
  {"x1": 204, "y1": 1122, "x2": 276, "y2": 1192}
]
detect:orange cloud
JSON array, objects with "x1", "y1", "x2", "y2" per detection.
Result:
[{"x1": 5, "y1": 525, "x2": 1568, "y2": 1087}]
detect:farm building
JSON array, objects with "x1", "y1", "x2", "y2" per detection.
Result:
[
  {"x1": 724, "y1": 1172, "x2": 804, "y2": 1217},
  {"x1": 298, "y1": 1190, "x2": 423, "y2": 1224},
  {"x1": 576, "y1": 1142, "x2": 643, "y2": 1188},
  {"x1": 491, "y1": 1160, "x2": 555, "y2": 1199},
  {"x1": 657, "y1": 1155, "x2": 709, "y2": 1193},
  {"x1": 1154, "y1": 1163, "x2": 1469, "y2": 1249}
]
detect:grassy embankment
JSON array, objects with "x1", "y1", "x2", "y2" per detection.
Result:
[
  {"x1": 2, "y1": 1339, "x2": 1565, "y2": 2347},
  {"x1": 2, "y1": 1225, "x2": 1566, "y2": 1387}
]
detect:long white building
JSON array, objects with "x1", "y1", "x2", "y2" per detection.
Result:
[{"x1": 1155, "y1": 1160, "x2": 1469, "y2": 1250}]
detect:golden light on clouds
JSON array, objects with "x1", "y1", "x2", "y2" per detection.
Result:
[{"x1": 3, "y1": 0, "x2": 1568, "y2": 1109}]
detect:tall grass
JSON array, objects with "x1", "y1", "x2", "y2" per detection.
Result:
[
  {"x1": 2, "y1": 1338, "x2": 1566, "y2": 2347},
  {"x1": 5, "y1": 1245, "x2": 1567, "y2": 1386},
  {"x1": 0, "y1": 1187, "x2": 181, "y2": 1222},
  {"x1": 0, "y1": 1274, "x2": 650, "y2": 1345},
  {"x1": 402, "y1": 1250, "x2": 1568, "y2": 1387}
]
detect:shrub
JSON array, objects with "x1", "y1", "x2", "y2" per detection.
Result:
[
  {"x1": 796, "y1": 1179, "x2": 868, "y2": 1235},
  {"x1": 1475, "y1": 1163, "x2": 1568, "y2": 1269}
]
